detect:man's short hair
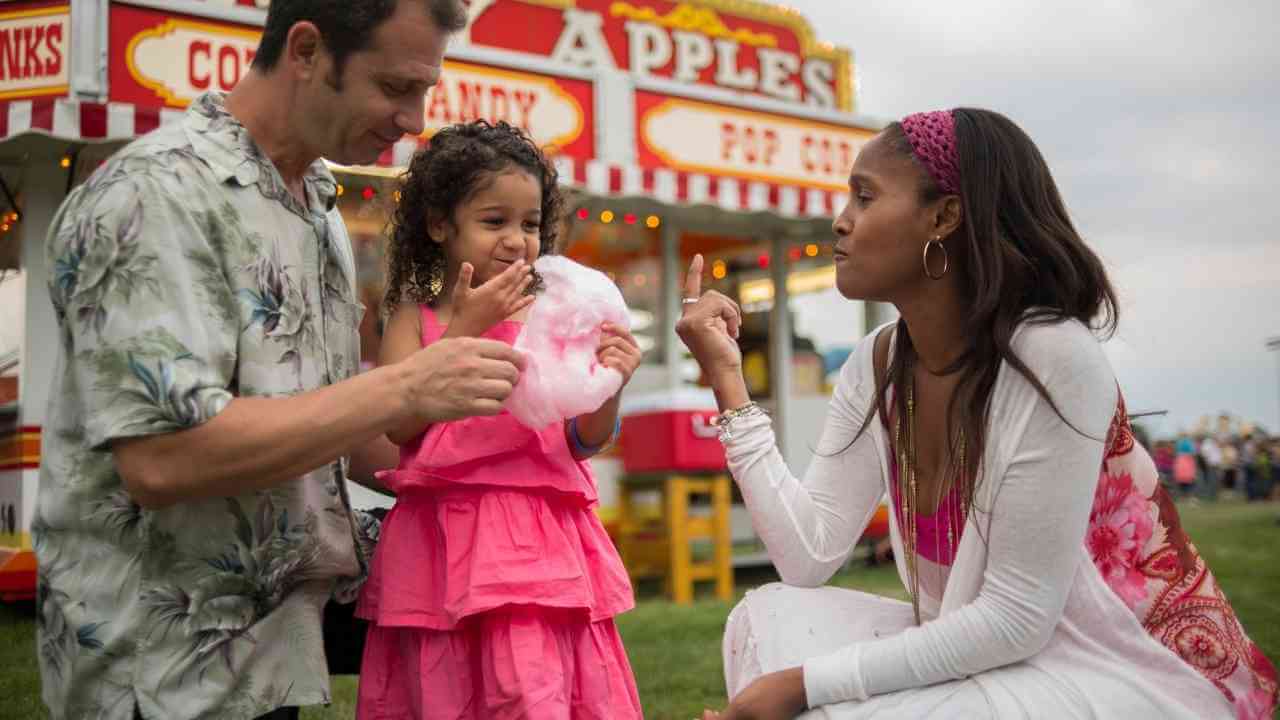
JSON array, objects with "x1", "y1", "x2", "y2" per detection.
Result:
[{"x1": 253, "y1": 0, "x2": 467, "y2": 75}]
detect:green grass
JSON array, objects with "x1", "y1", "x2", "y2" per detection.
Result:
[
  {"x1": 615, "y1": 564, "x2": 907, "y2": 720},
  {"x1": 1175, "y1": 500, "x2": 1280, "y2": 666},
  {"x1": 0, "y1": 597, "x2": 43, "y2": 720},
  {"x1": 3, "y1": 500, "x2": 1277, "y2": 720}
]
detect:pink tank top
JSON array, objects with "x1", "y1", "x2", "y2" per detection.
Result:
[
  {"x1": 356, "y1": 306, "x2": 634, "y2": 630},
  {"x1": 880, "y1": 391, "x2": 967, "y2": 567}
]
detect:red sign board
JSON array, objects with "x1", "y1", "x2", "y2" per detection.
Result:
[
  {"x1": 169, "y1": 0, "x2": 267, "y2": 11},
  {"x1": 465, "y1": 0, "x2": 853, "y2": 111},
  {"x1": 107, "y1": 3, "x2": 595, "y2": 160},
  {"x1": 110, "y1": 3, "x2": 260, "y2": 107},
  {"x1": 167, "y1": 0, "x2": 854, "y2": 113},
  {"x1": 0, "y1": 3, "x2": 69, "y2": 101}
]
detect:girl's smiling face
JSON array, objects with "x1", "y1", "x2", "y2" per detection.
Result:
[{"x1": 432, "y1": 167, "x2": 544, "y2": 287}]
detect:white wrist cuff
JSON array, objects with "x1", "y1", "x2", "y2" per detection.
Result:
[{"x1": 803, "y1": 645, "x2": 868, "y2": 708}]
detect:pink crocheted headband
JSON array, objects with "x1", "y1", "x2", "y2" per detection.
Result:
[{"x1": 900, "y1": 110, "x2": 960, "y2": 194}]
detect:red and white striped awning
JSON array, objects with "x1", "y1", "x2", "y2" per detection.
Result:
[
  {"x1": 0, "y1": 98, "x2": 184, "y2": 144},
  {"x1": 2, "y1": 99, "x2": 841, "y2": 219},
  {"x1": 384, "y1": 136, "x2": 841, "y2": 219},
  {"x1": 561, "y1": 157, "x2": 839, "y2": 219}
]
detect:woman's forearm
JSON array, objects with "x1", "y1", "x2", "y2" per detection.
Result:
[{"x1": 708, "y1": 367, "x2": 751, "y2": 411}]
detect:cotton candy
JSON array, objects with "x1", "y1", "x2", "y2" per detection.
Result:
[{"x1": 504, "y1": 255, "x2": 632, "y2": 429}]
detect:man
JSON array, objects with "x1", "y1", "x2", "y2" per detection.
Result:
[{"x1": 33, "y1": 2, "x2": 523, "y2": 718}]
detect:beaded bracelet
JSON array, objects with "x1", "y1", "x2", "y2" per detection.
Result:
[
  {"x1": 712, "y1": 401, "x2": 768, "y2": 442},
  {"x1": 568, "y1": 416, "x2": 622, "y2": 457}
]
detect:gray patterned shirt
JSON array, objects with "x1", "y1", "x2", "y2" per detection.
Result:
[{"x1": 34, "y1": 92, "x2": 374, "y2": 719}]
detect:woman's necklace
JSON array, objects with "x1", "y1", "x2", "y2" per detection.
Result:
[
  {"x1": 895, "y1": 366, "x2": 921, "y2": 625},
  {"x1": 896, "y1": 357, "x2": 967, "y2": 626}
]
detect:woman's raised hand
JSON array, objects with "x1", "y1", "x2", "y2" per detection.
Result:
[{"x1": 674, "y1": 254, "x2": 744, "y2": 380}]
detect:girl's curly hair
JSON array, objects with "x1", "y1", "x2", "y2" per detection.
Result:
[{"x1": 383, "y1": 120, "x2": 564, "y2": 312}]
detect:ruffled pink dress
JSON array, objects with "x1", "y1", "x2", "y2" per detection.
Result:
[{"x1": 356, "y1": 306, "x2": 641, "y2": 720}]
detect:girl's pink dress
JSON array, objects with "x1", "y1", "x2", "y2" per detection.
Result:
[{"x1": 356, "y1": 306, "x2": 642, "y2": 720}]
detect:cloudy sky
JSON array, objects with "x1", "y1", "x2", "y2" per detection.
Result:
[{"x1": 786, "y1": 0, "x2": 1280, "y2": 435}]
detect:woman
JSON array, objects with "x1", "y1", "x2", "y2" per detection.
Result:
[{"x1": 677, "y1": 109, "x2": 1276, "y2": 719}]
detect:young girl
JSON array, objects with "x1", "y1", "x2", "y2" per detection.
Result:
[{"x1": 356, "y1": 121, "x2": 644, "y2": 720}]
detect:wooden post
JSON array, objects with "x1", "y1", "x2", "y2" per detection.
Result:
[
  {"x1": 712, "y1": 474, "x2": 734, "y2": 601},
  {"x1": 666, "y1": 475, "x2": 693, "y2": 605}
]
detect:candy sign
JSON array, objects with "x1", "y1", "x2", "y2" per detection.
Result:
[
  {"x1": 426, "y1": 62, "x2": 587, "y2": 152},
  {"x1": 0, "y1": 5, "x2": 69, "y2": 101},
  {"x1": 106, "y1": 6, "x2": 596, "y2": 159},
  {"x1": 638, "y1": 94, "x2": 873, "y2": 190}
]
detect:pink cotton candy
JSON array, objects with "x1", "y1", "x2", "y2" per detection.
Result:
[{"x1": 504, "y1": 255, "x2": 632, "y2": 429}]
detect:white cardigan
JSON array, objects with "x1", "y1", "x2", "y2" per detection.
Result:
[{"x1": 723, "y1": 319, "x2": 1233, "y2": 717}]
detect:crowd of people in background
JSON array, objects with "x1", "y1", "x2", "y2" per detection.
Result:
[{"x1": 1149, "y1": 420, "x2": 1278, "y2": 502}]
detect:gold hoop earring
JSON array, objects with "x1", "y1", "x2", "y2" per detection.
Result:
[{"x1": 923, "y1": 236, "x2": 949, "y2": 280}]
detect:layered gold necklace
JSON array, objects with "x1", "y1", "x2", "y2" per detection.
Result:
[{"x1": 894, "y1": 357, "x2": 968, "y2": 626}]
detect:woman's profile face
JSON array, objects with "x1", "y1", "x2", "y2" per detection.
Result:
[{"x1": 830, "y1": 131, "x2": 939, "y2": 303}]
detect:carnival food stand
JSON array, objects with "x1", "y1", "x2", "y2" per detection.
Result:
[{"x1": 0, "y1": 0, "x2": 890, "y2": 599}]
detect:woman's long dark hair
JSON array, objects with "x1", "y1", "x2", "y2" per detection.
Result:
[{"x1": 866, "y1": 108, "x2": 1119, "y2": 511}]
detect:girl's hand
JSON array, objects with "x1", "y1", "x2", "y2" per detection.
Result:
[
  {"x1": 700, "y1": 668, "x2": 807, "y2": 720},
  {"x1": 445, "y1": 260, "x2": 534, "y2": 338},
  {"x1": 598, "y1": 323, "x2": 642, "y2": 387},
  {"x1": 675, "y1": 254, "x2": 744, "y2": 378}
]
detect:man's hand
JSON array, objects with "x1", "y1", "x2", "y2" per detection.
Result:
[
  {"x1": 395, "y1": 335, "x2": 526, "y2": 425},
  {"x1": 702, "y1": 668, "x2": 807, "y2": 720},
  {"x1": 112, "y1": 338, "x2": 526, "y2": 508}
]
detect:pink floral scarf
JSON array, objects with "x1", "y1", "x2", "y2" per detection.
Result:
[{"x1": 1090, "y1": 392, "x2": 1278, "y2": 719}]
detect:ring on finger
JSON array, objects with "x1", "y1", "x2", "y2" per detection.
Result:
[{"x1": 682, "y1": 297, "x2": 699, "y2": 305}]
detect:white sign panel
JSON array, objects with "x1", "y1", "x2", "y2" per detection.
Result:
[
  {"x1": 642, "y1": 98, "x2": 872, "y2": 190},
  {"x1": 0, "y1": 6, "x2": 70, "y2": 99},
  {"x1": 425, "y1": 62, "x2": 585, "y2": 150},
  {"x1": 127, "y1": 18, "x2": 260, "y2": 106}
]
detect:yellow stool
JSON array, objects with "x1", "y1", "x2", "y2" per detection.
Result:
[{"x1": 615, "y1": 473, "x2": 734, "y2": 605}]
